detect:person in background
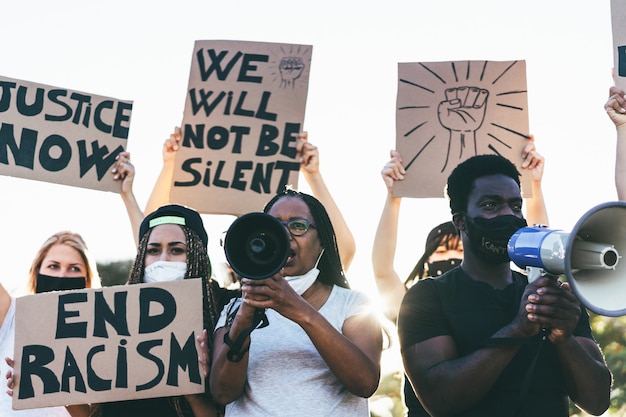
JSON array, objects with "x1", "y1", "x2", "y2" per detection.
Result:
[
  {"x1": 145, "y1": 128, "x2": 356, "y2": 272},
  {"x1": 372, "y1": 137, "x2": 548, "y2": 323},
  {"x1": 398, "y1": 154, "x2": 611, "y2": 416},
  {"x1": 605, "y1": 85, "x2": 626, "y2": 200},
  {"x1": 3, "y1": 231, "x2": 100, "y2": 417},
  {"x1": 209, "y1": 188, "x2": 382, "y2": 416}
]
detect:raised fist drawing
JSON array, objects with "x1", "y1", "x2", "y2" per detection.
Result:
[
  {"x1": 279, "y1": 57, "x2": 305, "y2": 88},
  {"x1": 437, "y1": 86, "x2": 489, "y2": 171}
]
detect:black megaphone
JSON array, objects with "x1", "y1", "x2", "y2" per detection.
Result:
[{"x1": 224, "y1": 212, "x2": 290, "y2": 280}]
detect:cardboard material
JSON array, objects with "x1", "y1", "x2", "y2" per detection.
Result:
[
  {"x1": 170, "y1": 40, "x2": 312, "y2": 215},
  {"x1": 612, "y1": 0, "x2": 626, "y2": 91},
  {"x1": 0, "y1": 75, "x2": 132, "y2": 192},
  {"x1": 12, "y1": 279, "x2": 204, "y2": 409},
  {"x1": 395, "y1": 60, "x2": 531, "y2": 198}
]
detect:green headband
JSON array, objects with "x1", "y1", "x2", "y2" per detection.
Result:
[{"x1": 148, "y1": 215, "x2": 186, "y2": 229}]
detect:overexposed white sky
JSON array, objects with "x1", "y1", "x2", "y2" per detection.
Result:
[{"x1": 0, "y1": 0, "x2": 618, "y2": 312}]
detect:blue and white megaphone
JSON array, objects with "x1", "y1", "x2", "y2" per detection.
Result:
[{"x1": 508, "y1": 201, "x2": 626, "y2": 317}]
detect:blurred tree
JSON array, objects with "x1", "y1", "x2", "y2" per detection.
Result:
[{"x1": 96, "y1": 259, "x2": 134, "y2": 287}]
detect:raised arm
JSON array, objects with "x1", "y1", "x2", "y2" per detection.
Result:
[
  {"x1": 145, "y1": 128, "x2": 182, "y2": 215},
  {"x1": 605, "y1": 86, "x2": 626, "y2": 200},
  {"x1": 112, "y1": 151, "x2": 144, "y2": 246},
  {"x1": 371, "y1": 150, "x2": 406, "y2": 322},
  {"x1": 521, "y1": 135, "x2": 549, "y2": 227},
  {"x1": 297, "y1": 132, "x2": 356, "y2": 270}
]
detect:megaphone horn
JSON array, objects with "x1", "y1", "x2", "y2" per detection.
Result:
[
  {"x1": 224, "y1": 212, "x2": 290, "y2": 280},
  {"x1": 508, "y1": 201, "x2": 626, "y2": 317}
]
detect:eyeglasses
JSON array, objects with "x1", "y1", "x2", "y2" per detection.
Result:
[{"x1": 280, "y1": 218, "x2": 317, "y2": 236}]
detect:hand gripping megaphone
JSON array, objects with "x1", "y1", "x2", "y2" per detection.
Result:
[
  {"x1": 223, "y1": 212, "x2": 290, "y2": 280},
  {"x1": 508, "y1": 201, "x2": 626, "y2": 317}
]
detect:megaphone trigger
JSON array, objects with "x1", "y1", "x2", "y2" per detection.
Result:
[{"x1": 508, "y1": 201, "x2": 626, "y2": 317}]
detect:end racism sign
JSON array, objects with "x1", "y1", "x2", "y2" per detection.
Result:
[
  {"x1": 0, "y1": 75, "x2": 132, "y2": 193},
  {"x1": 170, "y1": 40, "x2": 312, "y2": 215},
  {"x1": 12, "y1": 279, "x2": 204, "y2": 409}
]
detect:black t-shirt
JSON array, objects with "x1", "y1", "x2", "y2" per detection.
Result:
[
  {"x1": 99, "y1": 397, "x2": 193, "y2": 417},
  {"x1": 397, "y1": 268, "x2": 594, "y2": 417}
]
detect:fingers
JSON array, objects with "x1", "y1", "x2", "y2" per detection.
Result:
[
  {"x1": 606, "y1": 87, "x2": 626, "y2": 113},
  {"x1": 112, "y1": 152, "x2": 134, "y2": 180},
  {"x1": 381, "y1": 150, "x2": 405, "y2": 185},
  {"x1": 525, "y1": 279, "x2": 580, "y2": 329}
]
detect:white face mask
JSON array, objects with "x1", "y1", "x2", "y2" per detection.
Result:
[
  {"x1": 144, "y1": 261, "x2": 187, "y2": 283},
  {"x1": 285, "y1": 249, "x2": 324, "y2": 295}
]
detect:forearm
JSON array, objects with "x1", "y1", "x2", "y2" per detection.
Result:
[
  {"x1": 120, "y1": 190, "x2": 144, "y2": 247},
  {"x1": 372, "y1": 193, "x2": 401, "y2": 279},
  {"x1": 616, "y1": 124, "x2": 626, "y2": 200},
  {"x1": 412, "y1": 326, "x2": 524, "y2": 416},
  {"x1": 209, "y1": 313, "x2": 254, "y2": 405},
  {"x1": 297, "y1": 306, "x2": 381, "y2": 397},
  {"x1": 65, "y1": 404, "x2": 90, "y2": 417},
  {"x1": 525, "y1": 180, "x2": 549, "y2": 227},
  {"x1": 554, "y1": 336, "x2": 611, "y2": 415},
  {"x1": 184, "y1": 393, "x2": 219, "y2": 417},
  {"x1": 145, "y1": 161, "x2": 175, "y2": 215},
  {"x1": 302, "y1": 170, "x2": 356, "y2": 269}
]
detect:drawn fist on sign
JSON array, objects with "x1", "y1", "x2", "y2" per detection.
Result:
[
  {"x1": 437, "y1": 86, "x2": 489, "y2": 133},
  {"x1": 437, "y1": 86, "x2": 489, "y2": 171},
  {"x1": 279, "y1": 57, "x2": 305, "y2": 88}
]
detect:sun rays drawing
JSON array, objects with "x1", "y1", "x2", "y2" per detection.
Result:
[{"x1": 394, "y1": 60, "x2": 530, "y2": 198}]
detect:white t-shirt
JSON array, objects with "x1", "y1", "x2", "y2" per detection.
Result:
[
  {"x1": 216, "y1": 285, "x2": 373, "y2": 417},
  {"x1": 0, "y1": 297, "x2": 70, "y2": 417}
]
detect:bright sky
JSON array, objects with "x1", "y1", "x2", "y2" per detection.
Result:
[{"x1": 0, "y1": 0, "x2": 618, "y2": 316}]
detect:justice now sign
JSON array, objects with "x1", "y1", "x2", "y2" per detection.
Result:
[{"x1": 0, "y1": 75, "x2": 132, "y2": 193}]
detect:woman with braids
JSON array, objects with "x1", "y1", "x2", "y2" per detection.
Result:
[
  {"x1": 209, "y1": 188, "x2": 383, "y2": 416},
  {"x1": 80, "y1": 204, "x2": 238, "y2": 417}
]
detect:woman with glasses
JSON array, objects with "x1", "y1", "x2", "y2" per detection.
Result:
[{"x1": 208, "y1": 187, "x2": 383, "y2": 416}]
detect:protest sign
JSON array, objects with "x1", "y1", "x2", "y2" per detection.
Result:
[
  {"x1": 170, "y1": 40, "x2": 312, "y2": 215},
  {"x1": 612, "y1": 0, "x2": 626, "y2": 91},
  {"x1": 395, "y1": 60, "x2": 531, "y2": 198},
  {"x1": 0, "y1": 75, "x2": 132, "y2": 192},
  {"x1": 12, "y1": 279, "x2": 204, "y2": 409}
]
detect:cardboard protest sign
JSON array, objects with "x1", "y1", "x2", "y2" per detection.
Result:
[
  {"x1": 0, "y1": 75, "x2": 132, "y2": 192},
  {"x1": 395, "y1": 60, "x2": 531, "y2": 198},
  {"x1": 12, "y1": 279, "x2": 204, "y2": 409},
  {"x1": 170, "y1": 40, "x2": 312, "y2": 215},
  {"x1": 612, "y1": 0, "x2": 626, "y2": 91}
]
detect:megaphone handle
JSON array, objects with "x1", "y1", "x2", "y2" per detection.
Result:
[{"x1": 526, "y1": 267, "x2": 543, "y2": 283}]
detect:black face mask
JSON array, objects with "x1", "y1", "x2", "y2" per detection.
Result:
[
  {"x1": 427, "y1": 258, "x2": 462, "y2": 277},
  {"x1": 464, "y1": 215, "x2": 527, "y2": 264},
  {"x1": 35, "y1": 274, "x2": 86, "y2": 294}
]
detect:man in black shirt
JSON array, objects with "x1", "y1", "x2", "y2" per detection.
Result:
[{"x1": 398, "y1": 154, "x2": 611, "y2": 417}]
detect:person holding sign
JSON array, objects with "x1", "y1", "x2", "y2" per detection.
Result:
[
  {"x1": 209, "y1": 188, "x2": 382, "y2": 416},
  {"x1": 397, "y1": 154, "x2": 611, "y2": 417},
  {"x1": 75, "y1": 204, "x2": 238, "y2": 417},
  {"x1": 372, "y1": 138, "x2": 548, "y2": 324},
  {"x1": 2, "y1": 231, "x2": 99, "y2": 417},
  {"x1": 605, "y1": 85, "x2": 626, "y2": 200},
  {"x1": 145, "y1": 128, "x2": 356, "y2": 272}
]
